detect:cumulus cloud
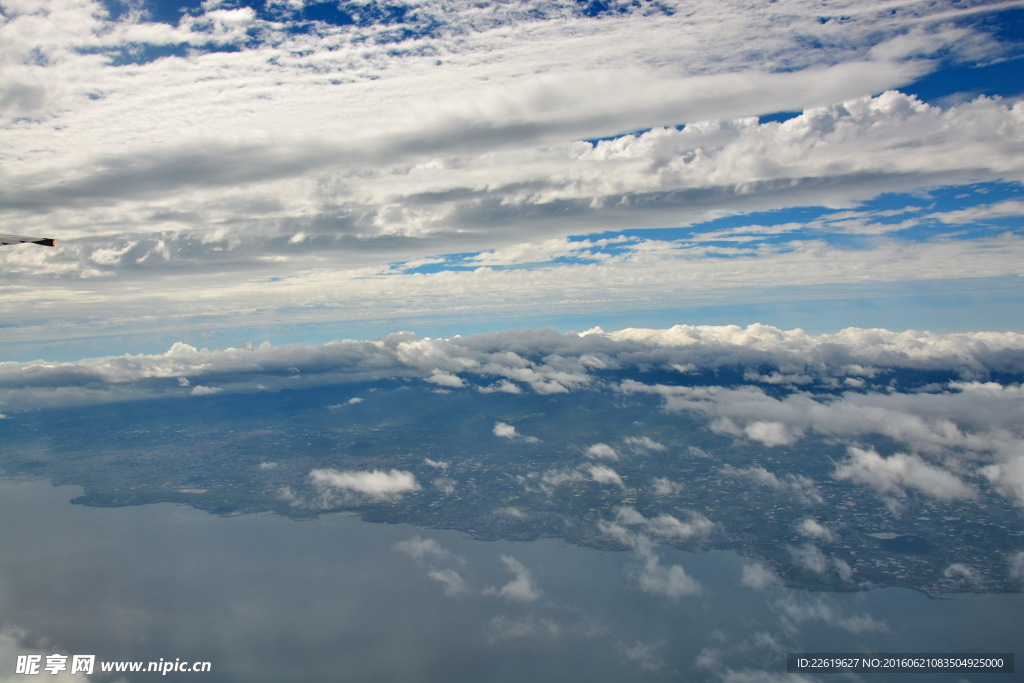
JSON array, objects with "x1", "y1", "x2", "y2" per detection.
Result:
[
  {"x1": 628, "y1": 535, "x2": 702, "y2": 598},
  {"x1": 394, "y1": 536, "x2": 464, "y2": 566},
  {"x1": 394, "y1": 536, "x2": 468, "y2": 597},
  {"x1": 587, "y1": 464, "x2": 625, "y2": 487},
  {"x1": 774, "y1": 594, "x2": 888, "y2": 635},
  {"x1": 833, "y1": 558, "x2": 854, "y2": 584},
  {"x1": 1008, "y1": 551, "x2": 1024, "y2": 583},
  {"x1": 426, "y1": 370, "x2": 465, "y2": 388},
  {"x1": 721, "y1": 466, "x2": 822, "y2": 505},
  {"x1": 796, "y1": 519, "x2": 836, "y2": 543},
  {"x1": 943, "y1": 563, "x2": 980, "y2": 584},
  {"x1": 585, "y1": 443, "x2": 619, "y2": 460},
  {"x1": 478, "y1": 380, "x2": 522, "y2": 394},
  {"x1": 426, "y1": 568, "x2": 469, "y2": 597},
  {"x1": 601, "y1": 507, "x2": 716, "y2": 545},
  {"x1": 833, "y1": 446, "x2": 976, "y2": 502},
  {"x1": 310, "y1": 468, "x2": 420, "y2": 503},
  {"x1": 651, "y1": 477, "x2": 682, "y2": 496},
  {"x1": 623, "y1": 436, "x2": 666, "y2": 452},
  {"x1": 5, "y1": 325, "x2": 1023, "y2": 412},
  {"x1": 598, "y1": 510, "x2": 707, "y2": 598},
  {"x1": 535, "y1": 467, "x2": 588, "y2": 494},
  {"x1": 493, "y1": 422, "x2": 518, "y2": 439},
  {"x1": 484, "y1": 555, "x2": 542, "y2": 602},
  {"x1": 433, "y1": 477, "x2": 456, "y2": 495},
  {"x1": 789, "y1": 543, "x2": 828, "y2": 575},
  {"x1": 742, "y1": 421, "x2": 800, "y2": 447},
  {"x1": 980, "y1": 455, "x2": 1024, "y2": 506},
  {"x1": 623, "y1": 377, "x2": 1024, "y2": 462},
  {"x1": 493, "y1": 421, "x2": 541, "y2": 443},
  {"x1": 741, "y1": 562, "x2": 782, "y2": 591},
  {"x1": 788, "y1": 543, "x2": 855, "y2": 583}
]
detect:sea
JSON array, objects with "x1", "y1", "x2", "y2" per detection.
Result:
[{"x1": 1, "y1": 478, "x2": 1020, "y2": 682}]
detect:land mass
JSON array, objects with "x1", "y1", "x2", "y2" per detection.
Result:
[{"x1": 3, "y1": 373, "x2": 1021, "y2": 595}]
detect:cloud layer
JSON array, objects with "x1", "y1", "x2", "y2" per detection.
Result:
[
  {"x1": 2, "y1": 328, "x2": 1023, "y2": 518},
  {"x1": 1, "y1": 1, "x2": 1021, "y2": 351}
]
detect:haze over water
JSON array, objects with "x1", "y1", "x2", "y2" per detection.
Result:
[{"x1": 2, "y1": 479, "x2": 1020, "y2": 682}]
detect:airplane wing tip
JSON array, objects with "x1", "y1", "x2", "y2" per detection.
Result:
[{"x1": 0, "y1": 234, "x2": 57, "y2": 247}]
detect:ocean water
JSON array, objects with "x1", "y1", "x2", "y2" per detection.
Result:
[{"x1": 1, "y1": 478, "x2": 1020, "y2": 682}]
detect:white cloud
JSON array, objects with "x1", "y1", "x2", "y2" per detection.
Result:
[
  {"x1": 833, "y1": 558, "x2": 854, "y2": 584},
  {"x1": 606, "y1": 506, "x2": 716, "y2": 543},
  {"x1": 587, "y1": 464, "x2": 625, "y2": 487},
  {"x1": 932, "y1": 200, "x2": 1024, "y2": 224},
  {"x1": 537, "y1": 468, "x2": 588, "y2": 494},
  {"x1": 484, "y1": 554, "x2": 542, "y2": 602},
  {"x1": 3, "y1": 324, "x2": 1023, "y2": 410},
  {"x1": 426, "y1": 370, "x2": 465, "y2": 388},
  {"x1": 1008, "y1": 551, "x2": 1024, "y2": 583},
  {"x1": 433, "y1": 477, "x2": 456, "y2": 495},
  {"x1": 740, "y1": 562, "x2": 782, "y2": 590},
  {"x1": 721, "y1": 466, "x2": 822, "y2": 505},
  {"x1": 0, "y1": 626, "x2": 93, "y2": 683},
  {"x1": 833, "y1": 446, "x2": 976, "y2": 502},
  {"x1": 651, "y1": 477, "x2": 682, "y2": 496},
  {"x1": 492, "y1": 421, "x2": 541, "y2": 443},
  {"x1": 623, "y1": 436, "x2": 666, "y2": 452},
  {"x1": 310, "y1": 468, "x2": 420, "y2": 502},
  {"x1": 493, "y1": 422, "x2": 518, "y2": 439},
  {"x1": 789, "y1": 543, "x2": 828, "y2": 575},
  {"x1": 787, "y1": 543, "x2": 854, "y2": 584},
  {"x1": 585, "y1": 443, "x2": 618, "y2": 460},
  {"x1": 629, "y1": 535, "x2": 702, "y2": 598},
  {"x1": 980, "y1": 454, "x2": 1024, "y2": 506},
  {"x1": 426, "y1": 568, "x2": 469, "y2": 597},
  {"x1": 742, "y1": 421, "x2": 800, "y2": 447},
  {"x1": 943, "y1": 563, "x2": 980, "y2": 583},
  {"x1": 625, "y1": 379, "x2": 1022, "y2": 460},
  {"x1": 774, "y1": 594, "x2": 888, "y2": 634},
  {"x1": 394, "y1": 536, "x2": 468, "y2": 597},
  {"x1": 796, "y1": 519, "x2": 836, "y2": 542},
  {"x1": 477, "y1": 379, "x2": 522, "y2": 394}
]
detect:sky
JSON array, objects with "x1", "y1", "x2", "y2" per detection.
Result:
[{"x1": 1, "y1": 0, "x2": 1024, "y2": 362}]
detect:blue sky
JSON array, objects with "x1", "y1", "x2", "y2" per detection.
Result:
[{"x1": 1, "y1": 0, "x2": 1023, "y2": 361}]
